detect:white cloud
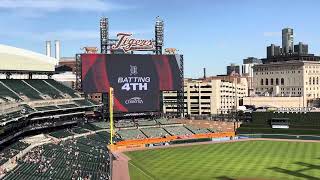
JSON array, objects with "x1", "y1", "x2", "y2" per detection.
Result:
[
  {"x1": 263, "y1": 31, "x2": 281, "y2": 37},
  {"x1": 0, "y1": 0, "x2": 132, "y2": 12}
]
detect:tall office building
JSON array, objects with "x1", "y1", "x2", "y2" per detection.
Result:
[
  {"x1": 282, "y1": 28, "x2": 294, "y2": 54},
  {"x1": 294, "y1": 42, "x2": 308, "y2": 55},
  {"x1": 267, "y1": 44, "x2": 281, "y2": 58},
  {"x1": 242, "y1": 57, "x2": 262, "y2": 95},
  {"x1": 227, "y1": 64, "x2": 240, "y2": 76}
]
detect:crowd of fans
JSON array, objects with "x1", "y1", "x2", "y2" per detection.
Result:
[{"x1": 3, "y1": 132, "x2": 110, "y2": 180}]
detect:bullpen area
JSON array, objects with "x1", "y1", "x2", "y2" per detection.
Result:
[{"x1": 124, "y1": 140, "x2": 320, "y2": 180}]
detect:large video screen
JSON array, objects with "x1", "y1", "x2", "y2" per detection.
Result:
[{"x1": 81, "y1": 54, "x2": 182, "y2": 112}]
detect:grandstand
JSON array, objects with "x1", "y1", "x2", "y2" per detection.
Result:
[
  {"x1": 0, "y1": 78, "x2": 101, "y2": 145},
  {"x1": 114, "y1": 121, "x2": 135, "y2": 128},
  {"x1": 185, "y1": 125, "x2": 211, "y2": 134},
  {"x1": 44, "y1": 79, "x2": 79, "y2": 98},
  {"x1": 136, "y1": 119, "x2": 157, "y2": 126},
  {"x1": 0, "y1": 79, "x2": 81, "y2": 101},
  {"x1": 140, "y1": 127, "x2": 170, "y2": 138},
  {"x1": 156, "y1": 118, "x2": 180, "y2": 125},
  {"x1": 164, "y1": 126, "x2": 193, "y2": 136},
  {"x1": 112, "y1": 119, "x2": 215, "y2": 140},
  {"x1": 117, "y1": 129, "x2": 146, "y2": 140},
  {"x1": 0, "y1": 141, "x2": 30, "y2": 166},
  {"x1": 3, "y1": 132, "x2": 110, "y2": 180},
  {"x1": 49, "y1": 129, "x2": 74, "y2": 138}
]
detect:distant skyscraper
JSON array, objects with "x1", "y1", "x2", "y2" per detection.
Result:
[
  {"x1": 227, "y1": 64, "x2": 240, "y2": 76},
  {"x1": 267, "y1": 44, "x2": 281, "y2": 58},
  {"x1": 242, "y1": 57, "x2": 262, "y2": 77},
  {"x1": 294, "y1": 42, "x2": 308, "y2": 55},
  {"x1": 242, "y1": 57, "x2": 262, "y2": 95},
  {"x1": 282, "y1": 28, "x2": 294, "y2": 54}
]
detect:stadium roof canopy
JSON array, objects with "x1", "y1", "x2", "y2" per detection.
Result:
[{"x1": 0, "y1": 44, "x2": 58, "y2": 72}]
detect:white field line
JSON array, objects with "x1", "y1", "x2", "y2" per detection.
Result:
[{"x1": 128, "y1": 161, "x2": 154, "y2": 180}]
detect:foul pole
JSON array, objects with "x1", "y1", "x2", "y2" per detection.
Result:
[{"x1": 109, "y1": 87, "x2": 114, "y2": 145}]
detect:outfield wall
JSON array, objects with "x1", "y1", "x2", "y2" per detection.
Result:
[
  {"x1": 109, "y1": 132, "x2": 235, "y2": 152},
  {"x1": 237, "y1": 111, "x2": 320, "y2": 135},
  {"x1": 239, "y1": 134, "x2": 320, "y2": 140}
]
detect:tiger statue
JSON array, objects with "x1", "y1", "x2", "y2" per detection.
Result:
[
  {"x1": 81, "y1": 47, "x2": 98, "y2": 54},
  {"x1": 165, "y1": 48, "x2": 178, "y2": 54}
]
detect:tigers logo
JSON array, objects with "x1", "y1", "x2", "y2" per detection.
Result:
[
  {"x1": 130, "y1": 65, "x2": 138, "y2": 76},
  {"x1": 111, "y1": 33, "x2": 155, "y2": 52}
]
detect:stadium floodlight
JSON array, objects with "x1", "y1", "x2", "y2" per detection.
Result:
[
  {"x1": 155, "y1": 16, "x2": 164, "y2": 54},
  {"x1": 100, "y1": 17, "x2": 109, "y2": 54}
]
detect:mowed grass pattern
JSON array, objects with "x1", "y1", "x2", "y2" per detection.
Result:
[{"x1": 125, "y1": 141, "x2": 320, "y2": 180}]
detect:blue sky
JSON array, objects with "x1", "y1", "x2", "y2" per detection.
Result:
[{"x1": 0, "y1": 0, "x2": 319, "y2": 78}]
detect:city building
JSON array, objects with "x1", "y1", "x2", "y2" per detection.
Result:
[
  {"x1": 241, "y1": 57, "x2": 262, "y2": 95},
  {"x1": 242, "y1": 57, "x2": 262, "y2": 77},
  {"x1": 163, "y1": 76, "x2": 248, "y2": 115},
  {"x1": 253, "y1": 60, "x2": 320, "y2": 105},
  {"x1": 54, "y1": 57, "x2": 77, "y2": 88},
  {"x1": 57, "y1": 57, "x2": 76, "y2": 72},
  {"x1": 294, "y1": 42, "x2": 308, "y2": 55},
  {"x1": 266, "y1": 28, "x2": 309, "y2": 58},
  {"x1": 267, "y1": 44, "x2": 281, "y2": 58},
  {"x1": 227, "y1": 63, "x2": 240, "y2": 76},
  {"x1": 248, "y1": 27, "x2": 320, "y2": 108},
  {"x1": 282, "y1": 28, "x2": 294, "y2": 54}
]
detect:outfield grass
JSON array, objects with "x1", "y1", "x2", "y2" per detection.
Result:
[{"x1": 125, "y1": 141, "x2": 320, "y2": 180}]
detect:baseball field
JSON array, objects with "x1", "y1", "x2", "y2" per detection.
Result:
[{"x1": 125, "y1": 140, "x2": 320, "y2": 180}]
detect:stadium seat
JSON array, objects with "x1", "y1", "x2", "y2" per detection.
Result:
[
  {"x1": 141, "y1": 127, "x2": 170, "y2": 138},
  {"x1": 2, "y1": 133, "x2": 110, "y2": 180},
  {"x1": 117, "y1": 129, "x2": 146, "y2": 140},
  {"x1": 164, "y1": 126, "x2": 194, "y2": 136},
  {"x1": 25, "y1": 80, "x2": 63, "y2": 99},
  {"x1": 1, "y1": 80, "x2": 43, "y2": 100},
  {"x1": 44, "y1": 79, "x2": 79, "y2": 98}
]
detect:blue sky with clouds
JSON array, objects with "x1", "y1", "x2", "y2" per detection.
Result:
[{"x1": 0, "y1": 0, "x2": 319, "y2": 77}]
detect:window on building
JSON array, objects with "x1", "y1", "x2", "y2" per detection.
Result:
[
  {"x1": 261, "y1": 79, "x2": 264, "y2": 85},
  {"x1": 317, "y1": 77, "x2": 319, "y2": 85},
  {"x1": 309, "y1": 77, "x2": 312, "y2": 85},
  {"x1": 271, "y1": 78, "x2": 274, "y2": 85},
  {"x1": 266, "y1": 78, "x2": 269, "y2": 85},
  {"x1": 313, "y1": 77, "x2": 315, "y2": 85},
  {"x1": 276, "y1": 78, "x2": 279, "y2": 85},
  {"x1": 281, "y1": 78, "x2": 284, "y2": 85}
]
